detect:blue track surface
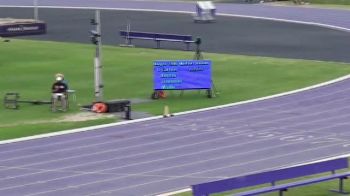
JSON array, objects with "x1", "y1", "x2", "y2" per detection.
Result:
[{"x1": 1, "y1": 1, "x2": 350, "y2": 195}]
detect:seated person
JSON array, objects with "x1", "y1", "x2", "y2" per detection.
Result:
[{"x1": 51, "y1": 73, "x2": 68, "y2": 111}]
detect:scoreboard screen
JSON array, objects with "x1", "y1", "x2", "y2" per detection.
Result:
[{"x1": 153, "y1": 60, "x2": 212, "y2": 90}]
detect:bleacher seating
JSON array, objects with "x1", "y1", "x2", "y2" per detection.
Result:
[{"x1": 192, "y1": 158, "x2": 350, "y2": 196}]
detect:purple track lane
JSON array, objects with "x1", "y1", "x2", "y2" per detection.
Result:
[
  {"x1": 1, "y1": 78, "x2": 350, "y2": 195},
  {"x1": 1, "y1": 1, "x2": 350, "y2": 195}
]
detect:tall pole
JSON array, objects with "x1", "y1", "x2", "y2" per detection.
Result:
[
  {"x1": 33, "y1": 0, "x2": 39, "y2": 20},
  {"x1": 194, "y1": 37, "x2": 203, "y2": 60},
  {"x1": 94, "y1": 10, "x2": 103, "y2": 102}
]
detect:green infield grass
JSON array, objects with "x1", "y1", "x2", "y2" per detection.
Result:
[{"x1": 1, "y1": 39, "x2": 350, "y2": 139}]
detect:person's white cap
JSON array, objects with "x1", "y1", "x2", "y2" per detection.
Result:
[{"x1": 56, "y1": 76, "x2": 63, "y2": 81}]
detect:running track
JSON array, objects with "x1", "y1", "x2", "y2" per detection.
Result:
[{"x1": 1, "y1": 1, "x2": 350, "y2": 195}]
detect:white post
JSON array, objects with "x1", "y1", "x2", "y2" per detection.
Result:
[
  {"x1": 94, "y1": 10, "x2": 103, "y2": 102},
  {"x1": 33, "y1": 0, "x2": 39, "y2": 20}
]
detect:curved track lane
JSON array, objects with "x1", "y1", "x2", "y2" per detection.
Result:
[{"x1": 0, "y1": 77, "x2": 350, "y2": 195}]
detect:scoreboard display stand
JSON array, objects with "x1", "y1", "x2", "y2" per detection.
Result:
[{"x1": 152, "y1": 60, "x2": 215, "y2": 99}]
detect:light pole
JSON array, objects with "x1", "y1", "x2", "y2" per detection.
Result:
[
  {"x1": 193, "y1": 37, "x2": 203, "y2": 60},
  {"x1": 90, "y1": 10, "x2": 103, "y2": 102},
  {"x1": 33, "y1": 0, "x2": 39, "y2": 20}
]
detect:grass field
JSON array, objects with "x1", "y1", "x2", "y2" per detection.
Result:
[{"x1": 1, "y1": 39, "x2": 350, "y2": 140}]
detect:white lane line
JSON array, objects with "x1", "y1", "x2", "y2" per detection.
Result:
[
  {"x1": 180, "y1": 80, "x2": 350, "y2": 116},
  {"x1": 0, "y1": 126, "x2": 327, "y2": 183},
  {"x1": 0, "y1": 126, "x2": 181, "y2": 157},
  {"x1": 2, "y1": 102, "x2": 349, "y2": 172},
  {"x1": 0, "y1": 115, "x2": 163, "y2": 145},
  {"x1": 1, "y1": 118, "x2": 348, "y2": 192},
  {"x1": 219, "y1": 13, "x2": 350, "y2": 33},
  {"x1": 151, "y1": 152, "x2": 350, "y2": 196},
  {"x1": 1, "y1": 84, "x2": 348, "y2": 157},
  {"x1": 0, "y1": 128, "x2": 207, "y2": 163},
  {"x1": 0, "y1": 131, "x2": 215, "y2": 168},
  {"x1": 26, "y1": 139, "x2": 350, "y2": 196},
  {"x1": 11, "y1": 131, "x2": 340, "y2": 193},
  {"x1": 0, "y1": 129, "x2": 262, "y2": 181},
  {"x1": 97, "y1": 150, "x2": 350, "y2": 196},
  {"x1": 1, "y1": 102, "x2": 349, "y2": 184},
  {"x1": 2, "y1": 83, "x2": 347, "y2": 158},
  {"x1": 171, "y1": 85, "x2": 350, "y2": 124},
  {"x1": 0, "y1": 165, "x2": 225, "y2": 180},
  {"x1": 1, "y1": 86, "x2": 349, "y2": 166},
  {"x1": 0, "y1": 77, "x2": 342, "y2": 155},
  {"x1": 184, "y1": 98, "x2": 350, "y2": 136},
  {"x1": 183, "y1": 90, "x2": 350, "y2": 126},
  {"x1": 0, "y1": 119, "x2": 169, "y2": 154},
  {"x1": 156, "y1": 86, "x2": 350, "y2": 131}
]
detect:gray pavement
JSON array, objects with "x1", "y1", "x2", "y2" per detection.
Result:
[{"x1": 1, "y1": 7, "x2": 350, "y2": 62}]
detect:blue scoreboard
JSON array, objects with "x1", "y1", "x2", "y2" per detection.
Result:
[{"x1": 153, "y1": 60, "x2": 212, "y2": 90}]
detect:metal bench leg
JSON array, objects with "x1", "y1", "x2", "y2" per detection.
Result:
[
  {"x1": 279, "y1": 189, "x2": 287, "y2": 196},
  {"x1": 51, "y1": 97, "x2": 57, "y2": 112},
  {"x1": 51, "y1": 94, "x2": 68, "y2": 112},
  {"x1": 330, "y1": 177, "x2": 349, "y2": 194},
  {"x1": 124, "y1": 104, "x2": 131, "y2": 120},
  {"x1": 61, "y1": 96, "x2": 68, "y2": 112},
  {"x1": 4, "y1": 93, "x2": 20, "y2": 109}
]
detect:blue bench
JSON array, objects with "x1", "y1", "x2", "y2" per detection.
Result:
[
  {"x1": 192, "y1": 158, "x2": 350, "y2": 196},
  {"x1": 120, "y1": 30, "x2": 194, "y2": 50}
]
